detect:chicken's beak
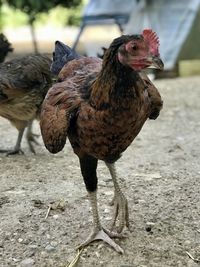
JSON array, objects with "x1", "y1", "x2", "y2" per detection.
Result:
[{"x1": 149, "y1": 56, "x2": 164, "y2": 70}]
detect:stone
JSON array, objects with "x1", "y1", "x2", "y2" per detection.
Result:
[
  {"x1": 45, "y1": 244, "x2": 56, "y2": 252},
  {"x1": 20, "y1": 258, "x2": 35, "y2": 267}
]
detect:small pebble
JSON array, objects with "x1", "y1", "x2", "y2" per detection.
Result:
[
  {"x1": 20, "y1": 258, "x2": 35, "y2": 267},
  {"x1": 46, "y1": 234, "x2": 51, "y2": 239},
  {"x1": 104, "y1": 208, "x2": 110, "y2": 213},
  {"x1": 145, "y1": 227, "x2": 152, "y2": 232},
  {"x1": 145, "y1": 222, "x2": 155, "y2": 232},
  {"x1": 105, "y1": 216, "x2": 112, "y2": 221},
  {"x1": 103, "y1": 191, "x2": 113, "y2": 196},
  {"x1": 95, "y1": 251, "x2": 100, "y2": 258},
  {"x1": 45, "y1": 244, "x2": 56, "y2": 252},
  {"x1": 50, "y1": 241, "x2": 58, "y2": 247}
]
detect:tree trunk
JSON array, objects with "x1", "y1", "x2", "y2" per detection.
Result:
[
  {"x1": 0, "y1": 7, "x2": 3, "y2": 31},
  {"x1": 29, "y1": 19, "x2": 38, "y2": 54}
]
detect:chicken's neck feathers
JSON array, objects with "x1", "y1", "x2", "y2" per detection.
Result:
[{"x1": 90, "y1": 55, "x2": 141, "y2": 110}]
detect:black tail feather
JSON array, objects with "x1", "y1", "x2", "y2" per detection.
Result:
[{"x1": 50, "y1": 41, "x2": 80, "y2": 75}]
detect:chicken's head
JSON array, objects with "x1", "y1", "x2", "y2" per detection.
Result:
[{"x1": 116, "y1": 29, "x2": 164, "y2": 71}]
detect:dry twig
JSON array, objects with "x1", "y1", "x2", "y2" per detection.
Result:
[
  {"x1": 66, "y1": 249, "x2": 83, "y2": 267},
  {"x1": 45, "y1": 205, "x2": 51, "y2": 219},
  {"x1": 186, "y1": 251, "x2": 200, "y2": 263}
]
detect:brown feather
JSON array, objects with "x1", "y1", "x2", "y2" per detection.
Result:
[
  {"x1": 139, "y1": 72, "x2": 163, "y2": 119},
  {"x1": 40, "y1": 82, "x2": 81, "y2": 153}
]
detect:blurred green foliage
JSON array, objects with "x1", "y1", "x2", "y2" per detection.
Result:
[
  {"x1": 5, "y1": 0, "x2": 82, "y2": 22},
  {"x1": 0, "y1": 0, "x2": 85, "y2": 53},
  {"x1": 0, "y1": 0, "x2": 84, "y2": 29}
]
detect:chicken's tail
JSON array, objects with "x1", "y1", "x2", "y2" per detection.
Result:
[{"x1": 50, "y1": 41, "x2": 80, "y2": 75}]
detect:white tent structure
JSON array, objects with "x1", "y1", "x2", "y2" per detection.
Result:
[{"x1": 74, "y1": 0, "x2": 200, "y2": 70}]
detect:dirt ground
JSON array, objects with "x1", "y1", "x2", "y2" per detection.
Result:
[{"x1": 0, "y1": 76, "x2": 200, "y2": 267}]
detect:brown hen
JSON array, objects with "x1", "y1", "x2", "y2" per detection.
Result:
[
  {"x1": 0, "y1": 54, "x2": 52, "y2": 154},
  {"x1": 40, "y1": 29, "x2": 163, "y2": 253}
]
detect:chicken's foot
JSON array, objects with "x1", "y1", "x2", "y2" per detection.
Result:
[
  {"x1": 106, "y1": 163, "x2": 129, "y2": 233},
  {"x1": 78, "y1": 191, "x2": 124, "y2": 253},
  {"x1": 77, "y1": 227, "x2": 124, "y2": 254}
]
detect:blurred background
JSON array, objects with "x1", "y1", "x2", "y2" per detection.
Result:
[{"x1": 0, "y1": 0, "x2": 200, "y2": 78}]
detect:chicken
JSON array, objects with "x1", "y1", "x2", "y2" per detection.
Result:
[
  {"x1": 0, "y1": 54, "x2": 53, "y2": 155},
  {"x1": 40, "y1": 29, "x2": 163, "y2": 253},
  {"x1": 0, "y1": 33, "x2": 13, "y2": 63}
]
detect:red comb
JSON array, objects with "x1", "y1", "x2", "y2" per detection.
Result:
[{"x1": 142, "y1": 29, "x2": 160, "y2": 55}]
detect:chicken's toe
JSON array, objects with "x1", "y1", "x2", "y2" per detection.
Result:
[
  {"x1": 8, "y1": 149, "x2": 24, "y2": 155},
  {"x1": 77, "y1": 228, "x2": 124, "y2": 254},
  {"x1": 0, "y1": 148, "x2": 24, "y2": 156}
]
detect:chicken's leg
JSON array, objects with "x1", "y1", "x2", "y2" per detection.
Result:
[
  {"x1": 78, "y1": 155, "x2": 124, "y2": 253},
  {"x1": 78, "y1": 191, "x2": 124, "y2": 253},
  {"x1": 0, "y1": 128, "x2": 25, "y2": 155},
  {"x1": 26, "y1": 120, "x2": 40, "y2": 153},
  {"x1": 106, "y1": 163, "x2": 129, "y2": 233}
]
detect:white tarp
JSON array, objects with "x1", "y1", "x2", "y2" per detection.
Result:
[
  {"x1": 83, "y1": 0, "x2": 136, "y2": 16},
  {"x1": 83, "y1": 0, "x2": 200, "y2": 70}
]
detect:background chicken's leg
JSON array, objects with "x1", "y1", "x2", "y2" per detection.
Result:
[
  {"x1": 26, "y1": 120, "x2": 40, "y2": 153},
  {"x1": 0, "y1": 120, "x2": 38, "y2": 155},
  {"x1": 105, "y1": 163, "x2": 129, "y2": 232},
  {"x1": 0, "y1": 128, "x2": 25, "y2": 155}
]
